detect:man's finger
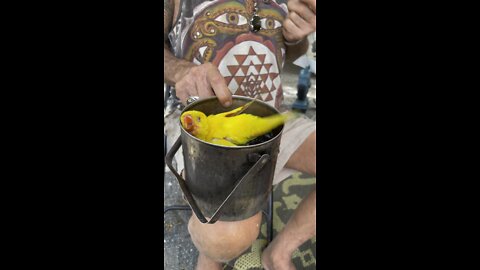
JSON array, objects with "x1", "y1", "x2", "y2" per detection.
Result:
[
  {"x1": 196, "y1": 78, "x2": 215, "y2": 98},
  {"x1": 288, "y1": 11, "x2": 315, "y2": 33},
  {"x1": 206, "y1": 67, "x2": 232, "y2": 107},
  {"x1": 300, "y1": 0, "x2": 316, "y2": 13},
  {"x1": 286, "y1": 12, "x2": 302, "y2": 30},
  {"x1": 283, "y1": 17, "x2": 303, "y2": 41},
  {"x1": 288, "y1": 2, "x2": 316, "y2": 27},
  {"x1": 177, "y1": 83, "x2": 195, "y2": 105},
  {"x1": 176, "y1": 77, "x2": 205, "y2": 105}
]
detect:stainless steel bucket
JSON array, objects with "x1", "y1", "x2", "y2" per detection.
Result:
[{"x1": 165, "y1": 96, "x2": 283, "y2": 224}]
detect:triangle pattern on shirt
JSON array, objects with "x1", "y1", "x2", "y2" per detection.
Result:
[
  {"x1": 234, "y1": 54, "x2": 248, "y2": 66},
  {"x1": 221, "y1": 44, "x2": 282, "y2": 105},
  {"x1": 234, "y1": 76, "x2": 246, "y2": 86},
  {"x1": 257, "y1": 54, "x2": 266, "y2": 64},
  {"x1": 264, "y1": 92, "x2": 273, "y2": 101},
  {"x1": 240, "y1": 66, "x2": 249, "y2": 76},
  {"x1": 224, "y1": 76, "x2": 233, "y2": 85},
  {"x1": 227, "y1": 65, "x2": 240, "y2": 77}
]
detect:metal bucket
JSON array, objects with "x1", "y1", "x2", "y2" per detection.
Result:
[{"x1": 165, "y1": 96, "x2": 283, "y2": 224}]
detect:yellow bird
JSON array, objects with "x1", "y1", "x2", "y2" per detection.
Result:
[{"x1": 180, "y1": 102, "x2": 297, "y2": 146}]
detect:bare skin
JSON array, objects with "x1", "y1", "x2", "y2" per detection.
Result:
[
  {"x1": 283, "y1": 0, "x2": 317, "y2": 43},
  {"x1": 262, "y1": 190, "x2": 316, "y2": 270},
  {"x1": 189, "y1": 132, "x2": 316, "y2": 270},
  {"x1": 164, "y1": 0, "x2": 232, "y2": 107},
  {"x1": 300, "y1": 0, "x2": 316, "y2": 13},
  {"x1": 188, "y1": 212, "x2": 263, "y2": 269},
  {"x1": 164, "y1": 0, "x2": 317, "y2": 269},
  {"x1": 195, "y1": 253, "x2": 223, "y2": 270},
  {"x1": 262, "y1": 132, "x2": 316, "y2": 270},
  {"x1": 262, "y1": 189, "x2": 317, "y2": 270}
]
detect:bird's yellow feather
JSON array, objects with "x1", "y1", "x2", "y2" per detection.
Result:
[{"x1": 180, "y1": 104, "x2": 297, "y2": 146}]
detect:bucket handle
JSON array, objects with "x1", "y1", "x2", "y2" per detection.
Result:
[{"x1": 165, "y1": 137, "x2": 270, "y2": 224}]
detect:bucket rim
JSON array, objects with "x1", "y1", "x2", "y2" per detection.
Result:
[{"x1": 179, "y1": 95, "x2": 284, "y2": 149}]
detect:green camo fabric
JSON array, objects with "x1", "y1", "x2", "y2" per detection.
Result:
[{"x1": 223, "y1": 172, "x2": 316, "y2": 270}]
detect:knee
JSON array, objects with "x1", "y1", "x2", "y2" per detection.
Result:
[
  {"x1": 286, "y1": 131, "x2": 316, "y2": 176},
  {"x1": 188, "y1": 212, "x2": 262, "y2": 262}
]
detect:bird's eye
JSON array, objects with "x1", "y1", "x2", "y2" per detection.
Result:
[
  {"x1": 214, "y1": 13, "x2": 248, "y2": 26},
  {"x1": 197, "y1": 117, "x2": 201, "y2": 122},
  {"x1": 260, "y1": 18, "x2": 282, "y2": 30}
]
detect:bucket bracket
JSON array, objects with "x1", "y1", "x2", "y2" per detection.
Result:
[{"x1": 165, "y1": 137, "x2": 270, "y2": 224}]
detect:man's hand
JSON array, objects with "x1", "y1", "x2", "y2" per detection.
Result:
[
  {"x1": 175, "y1": 62, "x2": 232, "y2": 107},
  {"x1": 300, "y1": 0, "x2": 316, "y2": 13},
  {"x1": 164, "y1": 0, "x2": 231, "y2": 107},
  {"x1": 283, "y1": 0, "x2": 316, "y2": 43}
]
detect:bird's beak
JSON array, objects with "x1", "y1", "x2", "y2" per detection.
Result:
[{"x1": 183, "y1": 114, "x2": 194, "y2": 132}]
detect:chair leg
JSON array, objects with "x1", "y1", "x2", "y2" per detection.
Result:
[
  {"x1": 164, "y1": 205, "x2": 192, "y2": 214},
  {"x1": 262, "y1": 190, "x2": 274, "y2": 243},
  {"x1": 267, "y1": 190, "x2": 273, "y2": 243}
]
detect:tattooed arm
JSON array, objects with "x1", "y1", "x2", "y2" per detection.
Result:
[{"x1": 163, "y1": 0, "x2": 232, "y2": 106}]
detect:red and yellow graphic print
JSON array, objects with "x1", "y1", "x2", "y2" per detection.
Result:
[{"x1": 181, "y1": 0, "x2": 288, "y2": 109}]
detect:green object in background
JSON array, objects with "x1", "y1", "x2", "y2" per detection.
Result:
[{"x1": 224, "y1": 172, "x2": 316, "y2": 270}]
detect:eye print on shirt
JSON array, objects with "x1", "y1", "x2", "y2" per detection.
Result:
[
  {"x1": 214, "y1": 12, "x2": 248, "y2": 26},
  {"x1": 260, "y1": 17, "x2": 282, "y2": 30}
]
